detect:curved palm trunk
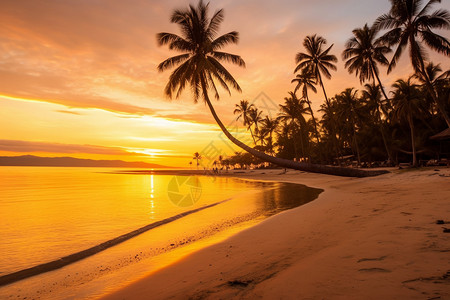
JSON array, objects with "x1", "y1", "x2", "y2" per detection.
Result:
[
  {"x1": 407, "y1": 114, "x2": 417, "y2": 167},
  {"x1": 202, "y1": 90, "x2": 388, "y2": 177},
  {"x1": 370, "y1": 59, "x2": 391, "y2": 109}
]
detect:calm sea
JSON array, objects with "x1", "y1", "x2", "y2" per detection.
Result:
[{"x1": 0, "y1": 166, "x2": 321, "y2": 298}]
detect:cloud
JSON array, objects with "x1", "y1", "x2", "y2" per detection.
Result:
[
  {"x1": 54, "y1": 110, "x2": 83, "y2": 115},
  {"x1": 0, "y1": 139, "x2": 134, "y2": 156}
]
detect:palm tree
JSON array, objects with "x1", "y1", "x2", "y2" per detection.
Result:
[
  {"x1": 291, "y1": 68, "x2": 321, "y2": 142},
  {"x1": 278, "y1": 92, "x2": 309, "y2": 160},
  {"x1": 193, "y1": 152, "x2": 202, "y2": 169},
  {"x1": 343, "y1": 24, "x2": 392, "y2": 105},
  {"x1": 158, "y1": 0, "x2": 387, "y2": 177},
  {"x1": 234, "y1": 100, "x2": 257, "y2": 144},
  {"x1": 414, "y1": 62, "x2": 450, "y2": 115},
  {"x1": 294, "y1": 34, "x2": 338, "y2": 107},
  {"x1": 259, "y1": 116, "x2": 279, "y2": 154},
  {"x1": 248, "y1": 107, "x2": 263, "y2": 145},
  {"x1": 374, "y1": 0, "x2": 450, "y2": 127},
  {"x1": 335, "y1": 88, "x2": 362, "y2": 164},
  {"x1": 361, "y1": 83, "x2": 395, "y2": 163},
  {"x1": 391, "y1": 77, "x2": 425, "y2": 167}
]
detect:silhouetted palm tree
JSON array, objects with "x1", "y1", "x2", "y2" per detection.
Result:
[
  {"x1": 413, "y1": 62, "x2": 449, "y2": 115},
  {"x1": 158, "y1": 1, "x2": 386, "y2": 177},
  {"x1": 391, "y1": 77, "x2": 425, "y2": 167},
  {"x1": 193, "y1": 152, "x2": 202, "y2": 169},
  {"x1": 362, "y1": 83, "x2": 394, "y2": 163},
  {"x1": 234, "y1": 100, "x2": 257, "y2": 144},
  {"x1": 294, "y1": 34, "x2": 337, "y2": 107},
  {"x1": 375, "y1": 0, "x2": 450, "y2": 126},
  {"x1": 343, "y1": 24, "x2": 392, "y2": 104},
  {"x1": 278, "y1": 92, "x2": 309, "y2": 160},
  {"x1": 292, "y1": 68, "x2": 321, "y2": 142},
  {"x1": 248, "y1": 107, "x2": 263, "y2": 145},
  {"x1": 335, "y1": 88, "x2": 362, "y2": 164},
  {"x1": 259, "y1": 116, "x2": 279, "y2": 154}
]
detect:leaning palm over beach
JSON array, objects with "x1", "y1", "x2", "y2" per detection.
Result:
[{"x1": 157, "y1": 0, "x2": 387, "y2": 177}]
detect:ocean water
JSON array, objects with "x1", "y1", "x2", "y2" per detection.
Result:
[{"x1": 0, "y1": 166, "x2": 322, "y2": 298}]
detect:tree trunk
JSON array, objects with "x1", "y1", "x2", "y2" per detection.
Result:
[
  {"x1": 379, "y1": 120, "x2": 395, "y2": 165},
  {"x1": 353, "y1": 130, "x2": 361, "y2": 165},
  {"x1": 202, "y1": 89, "x2": 388, "y2": 177},
  {"x1": 371, "y1": 59, "x2": 391, "y2": 109},
  {"x1": 305, "y1": 93, "x2": 321, "y2": 143},
  {"x1": 408, "y1": 114, "x2": 417, "y2": 167},
  {"x1": 317, "y1": 72, "x2": 343, "y2": 164}
]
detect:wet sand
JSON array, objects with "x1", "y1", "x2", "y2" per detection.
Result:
[{"x1": 102, "y1": 167, "x2": 450, "y2": 300}]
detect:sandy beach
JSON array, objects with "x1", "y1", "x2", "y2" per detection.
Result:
[{"x1": 99, "y1": 167, "x2": 450, "y2": 300}]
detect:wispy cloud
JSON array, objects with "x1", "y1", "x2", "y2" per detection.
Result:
[
  {"x1": 0, "y1": 139, "x2": 134, "y2": 156},
  {"x1": 54, "y1": 110, "x2": 83, "y2": 115}
]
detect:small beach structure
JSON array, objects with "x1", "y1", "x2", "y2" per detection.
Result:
[{"x1": 430, "y1": 128, "x2": 450, "y2": 163}]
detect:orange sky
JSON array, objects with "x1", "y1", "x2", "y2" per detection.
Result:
[{"x1": 1, "y1": 0, "x2": 449, "y2": 167}]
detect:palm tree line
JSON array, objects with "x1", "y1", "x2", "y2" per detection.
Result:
[
  {"x1": 158, "y1": 0, "x2": 449, "y2": 174},
  {"x1": 230, "y1": 0, "x2": 450, "y2": 168}
]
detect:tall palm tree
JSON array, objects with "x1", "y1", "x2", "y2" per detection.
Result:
[
  {"x1": 158, "y1": 0, "x2": 386, "y2": 177},
  {"x1": 291, "y1": 68, "x2": 321, "y2": 142},
  {"x1": 374, "y1": 0, "x2": 450, "y2": 127},
  {"x1": 391, "y1": 77, "x2": 425, "y2": 167},
  {"x1": 343, "y1": 24, "x2": 392, "y2": 105},
  {"x1": 294, "y1": 34, "x2": 338, "y2": 107},
  {"x1": 193, "y1": 152, "x2": 202, "y2": 169},
  {"x1": 234, "y1": 100, "x2": 257, "y2": 144}
]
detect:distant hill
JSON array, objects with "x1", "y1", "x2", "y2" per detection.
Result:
[{"x1": 0, "y1": 155, "x2": 171, "y2": 168}]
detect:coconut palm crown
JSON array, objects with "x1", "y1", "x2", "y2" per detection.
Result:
[
  {"x1": 374, "y1": 0, "x2": 450, "y2": 127},
  {"x1": 294, "y1": 34, "x2": 338, "y2": 106},
  {"x1": 157, "y1": 0, "x2": 245, "y2": 102},
  {"x1": 374, "y1": 0, "x2": 450, "y2": 75},
  {"x1": 343, "y1": 24, "x2": 392, "y2": 103}
]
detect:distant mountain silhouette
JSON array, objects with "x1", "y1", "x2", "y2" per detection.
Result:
[{"x1": 0, "y1": 155, "x2": 171, "y2": 168}]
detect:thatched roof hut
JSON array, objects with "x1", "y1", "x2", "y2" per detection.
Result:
[{"x1": 430, "y1": 128, "x2": 450, "y2": 141}]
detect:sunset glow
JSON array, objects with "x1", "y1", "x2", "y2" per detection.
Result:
[{"x1": 1, "y1": 0, "x2": 449, "y2": 167}]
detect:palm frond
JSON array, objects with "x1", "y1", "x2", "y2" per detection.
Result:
[
  {"x1": 207, "y1": 56, "x2": 241, "y2": 92},
  {"x1": 157, "y1": 54, "x2": 191, "y2": 72},
  {"x1": 207, "y1": 9, "x2": 224, "y2": 39},
  {"x1": 420, "y1": 30, "x2": 450, "y2": 55},
  {"x1": 211, "y1": 51, "x2": 245, "y2": 67}
]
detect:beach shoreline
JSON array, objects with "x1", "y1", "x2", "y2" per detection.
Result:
[{"x1": 102, "y1": 167, "x2": 450, "y2": 300}]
